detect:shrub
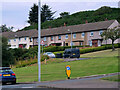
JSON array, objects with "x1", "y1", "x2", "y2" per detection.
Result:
[{"x1": 41, "y1": 54, "x2": 49, "y2": 62}]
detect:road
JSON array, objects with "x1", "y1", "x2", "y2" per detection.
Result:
[{"x1": 1, "y1": 72, "x2": 119, "y2": 89}]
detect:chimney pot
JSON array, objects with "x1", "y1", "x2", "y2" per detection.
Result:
[
  {"x1": 64, "y1": 23, "x2": 66, "y2": 26},
  {"x1": 85, "y1": 20, "x2": 88, "y2": 23}
]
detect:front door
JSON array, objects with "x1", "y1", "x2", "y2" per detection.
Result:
[
  {"x1": 92, "y1": 40, "x2": 98, "y2": 47},
  {"x1": 19, "y1": 44, "x2": 23, "y2": 48}
]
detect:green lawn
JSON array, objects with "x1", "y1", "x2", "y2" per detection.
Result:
[
  {"x1": 12, "y1": 49, "x2": 119, "y2": 83},
  {"x1": 101, "y1": 75, "x2": 120, "y2": 82},
  {"x1": 81, "y1": 48, "x2": 119, "y2": 58}
]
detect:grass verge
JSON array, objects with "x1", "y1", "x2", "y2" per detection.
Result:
[
  {"x1": 101, "y1": 75, "x2": 120, "y2": 82},
  {"x1": 12, "y1": 57, "x2": 118, "y2": 83}
]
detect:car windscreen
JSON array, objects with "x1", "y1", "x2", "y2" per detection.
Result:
[
  {"x1": 47, "y1": 52, "x2": 52, "y2": 55},
  {"x1": 0, "y1": 69, "x2": 13, "y2": 73},
  {"x1": 64, "y1": 51, "x2": 71, "y2": 54}
]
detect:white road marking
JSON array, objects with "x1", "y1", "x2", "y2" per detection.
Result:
[{"x1": 21, "y1": 86, "x2": 33, "y2": 88}]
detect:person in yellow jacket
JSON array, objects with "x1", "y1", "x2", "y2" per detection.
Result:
[{"x1": 65, "y1": 65, "x2": 71, "y2": 79}]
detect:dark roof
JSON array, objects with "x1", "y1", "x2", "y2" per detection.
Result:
[
  {"x1": 2, "y1": 30, "x2": 37, "y2": 39},
  {"x1": 2, "y1": 20, "x2": 116, "y2": 38},
  {"x1": 41, "y1": 20, "x2": 116, "y2": 36}
]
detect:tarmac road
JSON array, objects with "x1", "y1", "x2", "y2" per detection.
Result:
[{"x1": 1, "y1": 72, "x2": 119, "y2": 89}]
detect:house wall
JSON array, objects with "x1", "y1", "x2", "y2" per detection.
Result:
[
  {"x1": 9, "y1": 37, "x2": 34, "y2": 49},
  {"x1": 8, "y1": 38, "x2": 19, "y2": 48}
]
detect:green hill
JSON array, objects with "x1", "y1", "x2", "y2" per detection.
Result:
[{"x1": 22, "y1": 6, "x2": 120, "y2": 31}]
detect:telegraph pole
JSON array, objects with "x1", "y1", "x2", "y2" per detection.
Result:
[{"x1": 38, "y1": 0, "x2": 41, "y2": 82}]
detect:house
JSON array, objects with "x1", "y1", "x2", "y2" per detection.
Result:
[{"x1": 2, "y1": 20, "x2": 120, "y2": 49}]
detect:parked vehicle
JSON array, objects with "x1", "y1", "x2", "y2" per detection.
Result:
[
  {"x1": 0, "y1": 67, "x2": 16, "y2": 84},
  {"x1": 63, "y1": 48, "x2": 80, "y2": 58},
  {"x1": 43, "y1": 52, "x2": 56, "y2": 58}
]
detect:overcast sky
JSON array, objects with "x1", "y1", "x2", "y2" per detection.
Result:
[{"x1": 0, "y1": 0, "x2": 120, "y2": 31}]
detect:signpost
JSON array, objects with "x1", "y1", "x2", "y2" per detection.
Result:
[{"x1": 65, "y1": 65, "x2": 71, "y2": 79}]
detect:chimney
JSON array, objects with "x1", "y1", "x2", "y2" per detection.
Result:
[
  {"x1": 85, "y1": 20, "x2": 88, "y2": 24},
  {"x1": 105, "y1": 18, "x2": 108, "y2": 21},
  {"x1": 64, "y1": 23, "x2": 66, "y2": 27}
]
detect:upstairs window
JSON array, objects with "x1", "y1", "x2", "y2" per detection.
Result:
[
  {"x1": 51, "y1": 36, "x2": 53, "y2": 41},
  {"x1": 30, "y1": 38, "x2": 32, "y2": 42},
  {"x1": 90, "y1": 32, "x2": 93, "y2": 36},
  {"x1": 65, "y1": 34, "x2": 68, "y2": 39},
  {"x1": 58, "y1": 35, "x2": 61, "y2": 40},
  {"x1": 99, "y1": 30, "x2": 103, "y2": 35},
  {"x1": 44, "y1": 37, "x2": 46, "y2": 41},
  {"x1": 73, "y1": 34, "x2": 76, "y2": 38},
  {"x1": 8, "y1": 39, "x2": 10, "y2": 42},
  {"x1": 82, "y1": 32, "x2": 85, "y2": 37},
  {"x1": 19, "y1": 38, "x2": 21, "y2": 41},
  {"x1": 25, "y1": 37, "x2": 26, "y2": 40}
]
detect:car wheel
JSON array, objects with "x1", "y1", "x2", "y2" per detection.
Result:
[{"x1": 2, "y1": 82, "x2": 6, "y2": 85}]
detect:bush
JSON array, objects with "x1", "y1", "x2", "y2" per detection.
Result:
[
  {"x1": 15, "y1": 54, "x2": 49, "y2": 68},
  {"x1": 41, "y1": 54, "x2": 49, "y2": 62}
]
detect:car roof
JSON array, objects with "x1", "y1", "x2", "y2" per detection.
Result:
[{"x1": 0, "y1": 67, "x2": 11, "y2": 70}]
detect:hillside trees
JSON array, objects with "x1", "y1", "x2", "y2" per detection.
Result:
[
  {"x1": 0, "y1": 24, "x2": 14, "y2": 32},
  {"x1": 60, "y1": 12, "x2": 70, "y2": 18},
  {"x1": 23, "y1": 6, "x2": 120, "y2": 30}
]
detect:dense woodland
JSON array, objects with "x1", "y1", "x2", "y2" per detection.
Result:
[{"x1": 22, "y1": 6, "x2": 120, "y2": 31}]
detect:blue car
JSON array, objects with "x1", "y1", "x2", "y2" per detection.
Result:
[{"x1": 0, "y1": 67, "x2": 16, "y2": 84}]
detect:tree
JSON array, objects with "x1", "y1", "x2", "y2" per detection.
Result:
[
  {"x1": 60, "y1": 12, "x2": 70, "y2": 18},
  {"x1": 101, "y1": 27, "x2": 120, "y2": 51},
  {"x1": 0, "y1": 24, "x2": 14, "y2": 32},
  {"x1": 2, "y1": 37, "x2": 14, "y2": 66},
  {"x1": 28, "y1": 4, "x2": 56, "y2": 25},
  {"x1": 28, "y1": 4, "x2": 38, "y2": 25},
  {"x1": 41, "y1": 4, "x2": 56, "y2": 22}
]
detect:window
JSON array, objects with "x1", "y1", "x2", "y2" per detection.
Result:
[
  {"x1": 19, "y1": 38, "x2": 21, "y2": 41},
  {"x1": 51, "y1": 36, "x2": 53, "y2": 41},
  {"x1": 36, "y1": 38, "x2": 38, "y2": 42},
  {"x1": 8, "y1": 39, "x2": 10, "y2": 42},
  {"x1": 70, "y1": 42, "x2": 74, "y2": 46},
  {"x1": 73, "y1": 34, "x2": 76, "y2": 38},
  {"x1": 58, "y1": 35, "x2": 61, "y2": 40},
  {"x1": 89, "y1": 40, "x2": 92, "y2": 46},
  {"x1": 65, "y1": 34, "x2": 68, "y2": 39},
  {"x1": 25, "y1": 37, "x2": 26, "y2": 40},
  {"x1": 44, "y1": 37, "x2": 46, "y2": 41},
  {"x1": 14, "y1": 39, "x2": 16, "y2": 42},
  {"x1": 82, "y1": 32, "x2": 85, "y2": 37},
  {"x1": 99, "y1": 30, "x2": 103, "y2": 35},
  {"x1": 30, "y1": 38, "x2": 32, "y2": 42},
  {"x1": 90, "y1": 32, "x2": 93, "y2": 36}
]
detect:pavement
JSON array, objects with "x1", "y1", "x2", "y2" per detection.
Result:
[{"x1": 1, "y1": 72, "x2": 119, "y2": 89}]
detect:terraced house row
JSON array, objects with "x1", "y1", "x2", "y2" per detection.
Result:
[{"x1": 2, "y1": 20, "x2": 120, "y2": 49}]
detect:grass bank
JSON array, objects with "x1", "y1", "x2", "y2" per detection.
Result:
[
  {"x1": 12, "y1": 49, "x2": 119, "y2": 83},
  {"x1": 101, "y1": 75, "x2": 120, "y2": 82}
]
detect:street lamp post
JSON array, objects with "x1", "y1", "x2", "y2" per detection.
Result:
[
  {"x1": 38, "y1": 0, "x2": 41, "y2": 82},
  {"x1": 68, "y1": 29, "x2": 72, "y2": 49}
]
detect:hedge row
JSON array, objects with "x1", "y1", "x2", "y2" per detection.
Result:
[
  {"x1": 54, "y1": 43, "x2": 120, "y2": 55},
  {"x1": 43, "y1": 45, "x2": 89, "y2": 52}
]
